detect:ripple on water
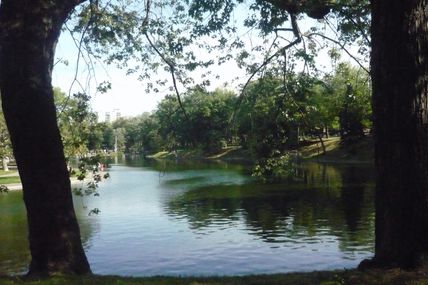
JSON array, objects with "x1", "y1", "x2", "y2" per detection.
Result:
[{"x1": 1, "y1": 161, "x2": 375, "y2": 276}]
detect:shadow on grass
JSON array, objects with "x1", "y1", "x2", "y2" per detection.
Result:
[{"x1": 2, "y1": 268, "x2": 428, "y2": 285}]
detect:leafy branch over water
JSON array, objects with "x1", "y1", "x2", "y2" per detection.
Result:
[
  {"x1": 252, "y1": 153, "x2": 296, "y2": 182},
  {"x1": 72, "y1": 155, "x2": 110, "y2": 215}
]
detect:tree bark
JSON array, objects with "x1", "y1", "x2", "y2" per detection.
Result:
[
  {"x1": 0, "y1": 0, "x2": 91, "y2": 275},
  {"x1": 361, "y1": 0, "x2": 428, "y2": 268}
]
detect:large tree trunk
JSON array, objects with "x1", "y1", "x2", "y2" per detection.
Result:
[
  {"x1": 0, "y1": 0, "x2": 91, "y2": 275},
  {"x1": 362, "y1": 0, "x2": 428, "y2": 268}
]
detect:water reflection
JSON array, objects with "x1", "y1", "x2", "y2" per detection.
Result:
[
  {"x1": 0, "y1": 192, "x2": 99, "y2": 275},
  {"x1": 0, "y1": 191, "x2": 29, "y2": 275},
  {"x1": 163, "y1": 162, "x2": 374, "y2": 254},
  {"x1": 0, "y1": 159, "x2": 375, "y2": 276}
]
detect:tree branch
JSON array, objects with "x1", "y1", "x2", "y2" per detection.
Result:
[
  {"x1": 144, "y1": 32, "x2": 190, "y2": 122},
  {"x1": 335, "y1": 7, "x2": 371, "y2": 46},
  {"x1": 57, "y1": 12, "x2": 95, "y2": 117},
  {"x1": 232, "y1": 14, "x2": 302, "y2": 123},
  {"x1": 305, "y1": 32, "x2": 370, "y2": 74}
]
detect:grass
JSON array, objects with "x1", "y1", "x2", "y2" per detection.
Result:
[
  {"x1": 148, "y1": 149, "x2": 206, "y2": 160},
  {"x1": 2, "y1": 268, "x2": 428, "y2": 285},
  {"x1": 148, "y1": 151, "x2": 171, "y2": 159},
  {"x1": 206, "y1": 146, "x2": 252, "y2": 162},
  {"x1": 206, "y1": 146, "x2": 242, "y2": 159},
  {"x1": 147, "y1": 136, "x2": 374, "y2": 164},
  {"x1": 149, "y1": 147, "x2": 251, "y2": 162},
  {"x1": 299, "y1": 136, "x2": 373, "y2": 162},
  {"x1": 0, "y1": 170, "x2": 94, "y2": 187},
  {"x1": 0, "y1": 170, "x2": 18, "y2": 176},
  {"x1": 299, "y1": 137, "x2": 342, "y2": 158},
  {"x1": 0, "y1": 176, "x2": 21, "y2": 185}
]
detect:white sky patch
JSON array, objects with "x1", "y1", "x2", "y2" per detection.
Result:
[
  {"x1": 52, "y1": 29, "x2": 249, "y2": 118},
  {"x1": 52, "y1": 8, "x2": 368, "y2": 118}
]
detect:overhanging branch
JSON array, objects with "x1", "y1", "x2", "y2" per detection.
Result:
[
  {"x1": 231, "y1": 14, "x2": 302, "y2": 123},
  {"x1": 305, "y1": 32, "x2": 370, "y2": 74},
  {"x1": 144, "y1": 32, "x2": 190, "y2": 122}
]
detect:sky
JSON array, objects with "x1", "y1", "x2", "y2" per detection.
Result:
[
  {"x1": 53, "y1": 32, "x2": 177, "y2": 118},
  {"x1": 52, "y1": 30, "x2": 248, "y2": 119},
  {"x1": 51, "y1": 5, "x2": 365, "y2": 120}
]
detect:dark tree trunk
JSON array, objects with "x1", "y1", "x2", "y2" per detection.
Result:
[
  {"x1": 0, "y1": 0, "x2": 91, "y2": 276},
  {"x1": 361, "y1": 0, "x2": 428, "y2": 268}
]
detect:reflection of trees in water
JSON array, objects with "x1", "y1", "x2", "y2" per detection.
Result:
[
  {"x1": 295, "y1": 163, "x2": 374, "y2": 232},
  {"x1": 125, "y1": 156, "x2": 249, "y2": 174},
  {"x1": 166, "y1": 185, "x2": 243, "y2": 229},
  {"x1": 164, "y1": 163, "x2": 375, "y2": 252},
  {"x1": 73, "y1": 196, "x2": 101, "y2": 250},
  {"x1": 73, "y1": 196, "x2": 102, "y2": 250},
  {"x1": 0, "y1": 191, "x2": 29, "y2": 274},
  {"x1": 0, "y1": 192, "x2": 99, "y2": 275}
]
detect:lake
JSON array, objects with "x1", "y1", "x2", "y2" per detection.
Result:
[{"x1": 0, "y1": 158, "x2": 375, "y2": 276}]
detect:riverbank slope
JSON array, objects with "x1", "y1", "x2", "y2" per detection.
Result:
[
  {"x1": 148, "y1": 136, "x2": 374, "y2": 163},
  {"x1": 298, "y1": 136, "x2": 373, "y2": 163}
]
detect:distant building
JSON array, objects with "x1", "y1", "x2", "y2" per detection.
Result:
[
  {"x1": 99, "y1": 109, "x2": 121, "y2": 123},
  {"x1": 105, "y1": 112, "x2": 111, "y2": 123},
  {"x1": 113, "y1": 108, "x2": 121, "y2": 121}
]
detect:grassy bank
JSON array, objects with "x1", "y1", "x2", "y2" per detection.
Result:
[
  {"x1": 0, "y1": 170, "x2": 18, "y2": 176},
  {"x1": 148, "y1": 136, "x2": 374, "y2": 163},
  {"x1": 299, "y1": 136, "x2": 373, "y2": 163},
  {"x1": 1, "y1": 268, "x2": 428, "y2": 285},
  {"x1": 0, "y1": 176, "x2": 20, "y2": 185},
  {"x1": 147, "y1": 146, "x2": 251, "y2": 162}
]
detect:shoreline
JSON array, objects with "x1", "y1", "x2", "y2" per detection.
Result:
[
  {"x1": 2, "y1": 266, "x2": 428, "y2": 285},
  {"x1": 146, "y1": 137, "x2": 374, "y2": 165},
  {"x1": 0, "y1": 175, "x2": 104, "y2": 192}
]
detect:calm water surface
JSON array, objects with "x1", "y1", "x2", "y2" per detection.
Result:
[{"x1": 0, "y1": 158, "x2": 375, "y2": 276}]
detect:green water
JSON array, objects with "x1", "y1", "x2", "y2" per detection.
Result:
[{"x1": 0, "y1": 158, "x2": 375, "y2": 276}]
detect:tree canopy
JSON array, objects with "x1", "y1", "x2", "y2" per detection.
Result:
[{"x1": 64, "y1": 0, "x2": 369, "y2": 101}]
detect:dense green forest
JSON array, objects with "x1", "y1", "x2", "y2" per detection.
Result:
[{"x1": 53, "y1": 62, "x2": 370, "y2": 160}]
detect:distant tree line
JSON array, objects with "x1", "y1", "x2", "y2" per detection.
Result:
[
  {"x1": 0, "y1": 62, "x2": 370, "y2": 166},
  {"x1": 64, "y1": 62, "x2": 370, "y2": 159}
]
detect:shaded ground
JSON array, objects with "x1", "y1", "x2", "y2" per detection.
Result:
[
  {"x1": 0, "y1": 171, "x2": 21, "y2": 190},
  {"x1": 2, "y1": 268, "x2": 428, "y2": 285},
  {"x1": 149, "y1": 136, "x2": 373, "y2": 164},
  {"x1": 0, "y1": 176, "x2": 20, "y2": 185},
  {"x1": 299, "y1": 136, "x2": 373, "y2": 163}
]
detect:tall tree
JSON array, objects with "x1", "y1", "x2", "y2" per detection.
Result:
[
  {"x1": 265, "y1": 0, "x2": 428, "y2": 269},
  {"x1": 360, "y1": 0, "x2": 428, "y2": 269},
  {"x1": 325, "y1": 63, "x2": 372, "y2": 142},
  {"x1": 0, "y1": 0, "x2": 91, "y2": 276},
  {"x1": 0, "y1": 99, "x2": 12, "y2": 171},
  {"x1": 54, "y1": 88, "x2": 97, "y2": 159}
]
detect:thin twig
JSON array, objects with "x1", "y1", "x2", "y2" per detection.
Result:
[
  {"x1": 58, "y1": 1, "x2": 98, "y2": 116},
  {"x1": 305, "y1": 32, "x2": 370, "y2": 74},
  {"x1": 334, "y1": 7, "x2": 371, "y2": 46},
  {"x1": 144, "y1": 32, "x2": 190, "y2": 122},
  {"x1": 141, "y1": 0, "x2": 190, "y2": 121},
  {"x1": 232, "y1": 14, "x2": 302, "y2": 123}
]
